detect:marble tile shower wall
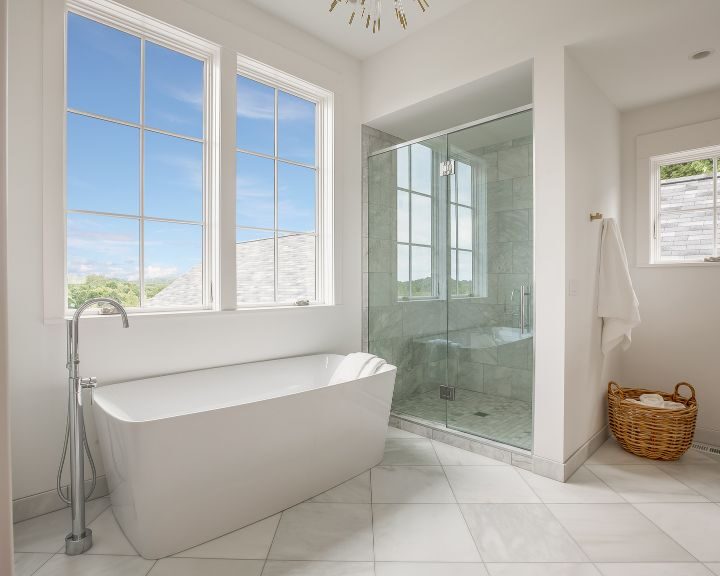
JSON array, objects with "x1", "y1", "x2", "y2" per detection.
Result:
[
  {"x1": 450, "y1": 135, "x2": 533, "y2": 404},
  {"x1": 362, "y1": 126, "x2": 533, "y2": 405}
]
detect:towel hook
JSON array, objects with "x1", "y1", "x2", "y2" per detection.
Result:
[{"x1": 590, "y1": 212, "x2": 603, "y2": 221}]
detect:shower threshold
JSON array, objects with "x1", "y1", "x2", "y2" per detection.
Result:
[{"x1": 389, "y1": 410, "x2": 532, "y2": 470}]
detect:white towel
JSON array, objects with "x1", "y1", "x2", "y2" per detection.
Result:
[
  {"x1": 330, "y1": 353, "x2": 386, "y2": 385},
  {"x1": 597, "y1": 218, "x2": 641, "y2": 354}
]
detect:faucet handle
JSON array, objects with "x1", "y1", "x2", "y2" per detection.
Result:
[
  {"x1": 80, "y1": 377, "x2": 97, "y2": 405},
  {"x1": 80, "y1": 376, "x2": 97, "y2": 388}
]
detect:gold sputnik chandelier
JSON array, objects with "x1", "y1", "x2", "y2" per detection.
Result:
[{"x1": 329, "y1": 0, "x2": 430, "y2": 33}]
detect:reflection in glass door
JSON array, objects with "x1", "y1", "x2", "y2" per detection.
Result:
[{"x1": 367, "y1": 107, "x2": 533, "y2": 451}]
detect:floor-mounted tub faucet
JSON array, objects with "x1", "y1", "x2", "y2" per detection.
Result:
[{"x1": 61, "y1": 298, "x2": 129, "y2": 555}]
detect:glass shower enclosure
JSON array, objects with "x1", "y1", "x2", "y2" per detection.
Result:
[{"x1": 368, "y1": 107, "x2": 534, "y2": 450}]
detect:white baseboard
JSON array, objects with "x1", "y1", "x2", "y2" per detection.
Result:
[
  {"x1": 13, "y1": 476, "x2": 108, "y2": 524},
  {"x1": 695, "y1": 426, "x2": 720, "y2": 448}
]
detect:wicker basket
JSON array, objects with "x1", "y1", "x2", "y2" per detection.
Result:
[{"x1": 607, "y1": 381, "x2": 698, "y2": 461}]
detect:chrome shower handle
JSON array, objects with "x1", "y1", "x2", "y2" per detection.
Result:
[{"x1": 519, "y1": 285, "x2": 530, "y2": 334}]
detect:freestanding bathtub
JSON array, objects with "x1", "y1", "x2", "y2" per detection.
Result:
[{"x1": 92, "y1": 354, "x2": 396, "y2": 559}]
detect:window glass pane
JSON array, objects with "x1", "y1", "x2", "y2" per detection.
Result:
[
  {"x1": 450, "y1": 248, "x2": 458, "y2": 296},
  {"x1": 236, "y1": 153, "x2": 275, "y2": 229},
  {"x1": 451, "y1": 206, "x2": 457, "y2": 249},
  {"x1": 278, "y1": 162, "x2": 315, "y2": 232},
  {"x1": 397, "y1": 146, "x2": 409, "y2": 189},
  {"x1": 458, "y1": 206, "x2": 473, "y2": 250},
  {"x1": 457, "y1": 162, "x2": 472, "y2": 205},
  {"x1": 411, "y1": 144, "x2": 432, "y2": 195},
  {"x1": 458, "y1": 250, "x2": 473, "y2": 295},
  {"x1": 67, "y1": 13, "x2": 140, "y2": 123},
  {"x1": 236, "y1": 228, "x2": 275, "y2": 303},
  {"x1": 659, "y1": 158, "x2": 714, "y2": 211},
  {"x1": 144, "y1": 222, "x2": 202, "y2": 307},
  {"x1": 278, "y1": 232, "x2": 316, "y2": 302},
  {"x1": 411, "y1": 193, "x2": 432, "y2": 245},
  {"x1": 278, "y1": 91, "x2": 315, "y2": 165},
  {"x1": 397, "y1": 244, "x2": 409, "y2": 299},
  {"x1": 659, "y1": 209, "x2": 714, "y2": 261},
  {"x1": 236, "y1": 75, "x2": 274, "y2": 155},
  {"x1": 397, "y1": 190, "x2": 409, "y2": 243},
  {"x1": 66, "y1": 214, "x2": 139, "y2": 309},
  {"x1": 67, "y1": 113, "x2": 139, "y2": 215},
  {"x1": 411, "y1": 245, "x2": 432, "y2": 297},
  {"x1": 144, "y1": 132, "x2": 203, "y2": 221},
  {"x1": 144, "y1": 42, "x2": 204, "y2": 139}
]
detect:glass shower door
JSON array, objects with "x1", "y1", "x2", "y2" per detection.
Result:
[
  {"x1": 368, "y1": 135, "x2": 449, "y2": 426},
  {"x1": 445, "y1": 110, "x2": 534, "y2": 449}
]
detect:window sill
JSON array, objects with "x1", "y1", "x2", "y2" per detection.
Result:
[{"x1": 46, "y1": 303, "x2": 335, "y2": 325}]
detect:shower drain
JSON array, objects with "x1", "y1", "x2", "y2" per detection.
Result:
[{"x1": 473, "y1": 411, "x2": 489, "y2": 417}]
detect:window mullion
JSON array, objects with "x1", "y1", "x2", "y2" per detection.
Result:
[
  {"x1": 138, "y1": 38, "x2": 146, "y2": 307},
  {"x1": 714, "y1": 157, "x2": 718, "y2": 258},
  {"x1": 273, "y1": 88, "x2": 279, "y2": 303}
]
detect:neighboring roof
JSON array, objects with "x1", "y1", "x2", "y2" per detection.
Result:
[{"x1": 147, "y1": 234, "x2": 316, "y2": 307}]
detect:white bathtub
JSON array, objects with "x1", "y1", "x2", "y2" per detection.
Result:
[{"x1": 92, "y1": 354, "x2": 396, "y2": 559}]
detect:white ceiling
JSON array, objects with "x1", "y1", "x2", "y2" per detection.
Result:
[
  {"x1": 568, "y1": 0, "x2": 720, "y2": 110},
  {"x1": 243, "y1": 0, "x2": 475, "y2": 59}
]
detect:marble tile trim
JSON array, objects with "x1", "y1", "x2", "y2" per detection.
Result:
[
  {"x1": 13, "y1": 475, "x2": 109, "y2": 524},
  {"x1": 390, "y1": 415, "x2": 607, "y2": 482}
]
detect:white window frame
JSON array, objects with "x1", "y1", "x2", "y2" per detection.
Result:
[
  {"x1": 635, "y1": 118, "x2": 720, "y2": 268},
  {"x1": 43, "y1": 0, "x2": 221, "y2": 318},
  {"x1": 650, "y1": 146, "x2": 719, "y2": 264},
  {"x1": 236, "y1": 54, "x2": 335, "y2": 308}
]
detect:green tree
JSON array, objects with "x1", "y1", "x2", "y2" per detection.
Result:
[{"x1": 660, "y1": 159, "x2": 713, "y2": 180}]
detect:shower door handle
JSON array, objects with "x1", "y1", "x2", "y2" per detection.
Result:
[{"x1": 519, "y1": 285, "x2": 529, "y2": 335}]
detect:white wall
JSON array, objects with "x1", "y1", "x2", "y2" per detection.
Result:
[
  {"x1": 620, "y1": 88, "x2": 720, "y2": 446},
  {"x1": 563, "y1": 53, "x2": 621, "y2": 460},
  {"x1": 1, "y1": 0, "x2": 16, "y2": 568},
  {"x1": 8, "y1": 0, "x2": 362, "y2": 500}
]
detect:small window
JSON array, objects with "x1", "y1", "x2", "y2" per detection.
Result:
[
  {"x1": 65, "y1": 10, "x2": 213, "y2": 311},
  {"x1": 651, "y1": 148, "x2": 719, "y2": 263},
  {"x1": 235, "y1": 59, "x2": 333, "y2": 306}
]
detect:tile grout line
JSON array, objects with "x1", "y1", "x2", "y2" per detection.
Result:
[
  {"x1": 430, "y1": 437, "x2": 487, "y2": 568},
  {"x1": 629, "y1": 501, "x2": 704, "y2": 563},
  {"x1": 259, "y1": 509, "x2": 283, "y2": 576},
  {"x1": 24, "y1": 552, "x2": 55, "y2": 576},
  {"x1": 582, "y1": 464, "x2": 632, "y2": 504},
  {"x1": 587, "y1": 461, "x2": 709, "y2": 502},
  {"x1": 510, "y1": 461, "x2": 595, "y2": 564}
]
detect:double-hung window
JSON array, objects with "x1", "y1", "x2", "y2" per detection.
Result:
[
  {"x1": 64, "y1": 6, "x2": 215, "y2": 311},
  {"x1": 651, "y1": 146, "x2": 720, "y2": 263}
]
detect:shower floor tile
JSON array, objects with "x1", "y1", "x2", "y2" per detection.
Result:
[
  {"x1": 14, "y1": 435, "x2": 720, "y2": 575},
  {"x1": 392, "y1": 389, "x2": 532, "y2": 450}
]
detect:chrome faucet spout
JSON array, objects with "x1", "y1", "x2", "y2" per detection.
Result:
[{"x1": 69, "y1": 298, "x2": 130, "y2": 365}]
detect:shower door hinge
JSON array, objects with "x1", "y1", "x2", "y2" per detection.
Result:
[
  {"x1": 440, "y1": 160, "x2": 455, "y2": 177},
  {"x1": 440, "y1": 385, "x2": 456, "y2": 401}
]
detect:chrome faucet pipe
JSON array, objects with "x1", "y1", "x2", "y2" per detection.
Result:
[{"x1": 64, "y1": 298, "x2": 129, "y2": 556}]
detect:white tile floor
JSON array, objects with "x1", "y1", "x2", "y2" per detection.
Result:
[{"x1": 13, "y1": 429, "x2": 720, "y2": 576}]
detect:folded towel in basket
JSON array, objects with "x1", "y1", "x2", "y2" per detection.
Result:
[{"x1": 624, "y1": 393, "x2": 685, "y2": 410}]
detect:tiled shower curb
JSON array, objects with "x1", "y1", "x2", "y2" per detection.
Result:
[{"x1": 390, "y1": 412, "x2": 609, "y2": 482}]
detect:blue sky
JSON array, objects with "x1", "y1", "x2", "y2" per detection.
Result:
[{"x1": 66, "y1": 13, "x2": 317, "y2": 289}]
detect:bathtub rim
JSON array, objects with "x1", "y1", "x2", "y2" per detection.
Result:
[{"x1": 93, "y1": 353, "x2": 397, "y2": 424}]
